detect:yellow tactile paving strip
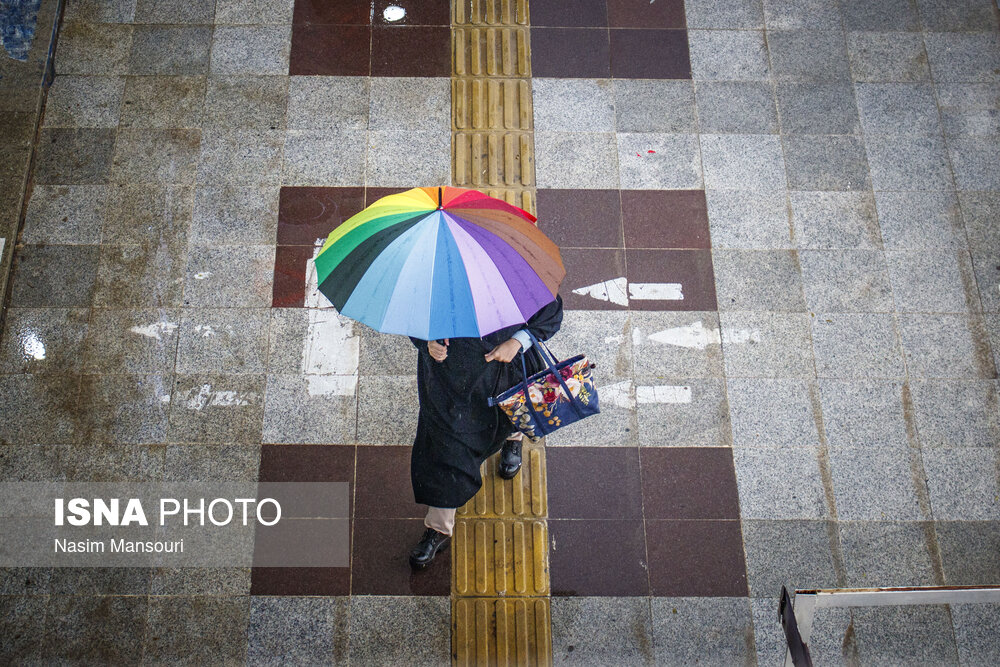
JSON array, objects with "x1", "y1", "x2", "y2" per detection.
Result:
[{"x1": 451, "y1": 1, "x2": 551, "y2": 664}]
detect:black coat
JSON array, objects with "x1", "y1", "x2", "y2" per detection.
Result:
[{"x1": 409, "y1": 296, "x2": 564, "y2": 508}]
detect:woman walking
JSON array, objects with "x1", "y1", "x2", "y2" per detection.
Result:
[{"x1": 407, "y1": 295, "x2": 563, "y2": 568}]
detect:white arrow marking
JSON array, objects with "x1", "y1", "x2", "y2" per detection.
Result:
[
  {"x1": 722, "y1": 327, "x2": 762, "y2": 344},
  {"x1": 129, "y1": 321, "x2": 178, "y2": 341},
  {"x1": 636, "y1": 385, "x2": 692, "y2": 404},
  {"x1": 629, "y1": 282, "x2": 683, "y2": 301},
  {"x1": 300, "y1": 245, "x2": 360, "y2": 396},
  {"x1": 572, "y1": 276, "x2": 629, "y2": 306},
  {"x1": 601, "y1": 380, "x2": 635, "y2": 409},
  {"x1": 647, "y1": 321, "x2": 721, "y2": 350},
  {"x1": 572, "y1": 278, "x2": 683, "y2": 305}
]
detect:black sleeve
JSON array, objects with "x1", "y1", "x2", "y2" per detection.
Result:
[
  {"x1": 409, "y1": 336, "x2": 425, "y2": 351},
  {"x1": 523, "y1": 294, "x2": 563, "y2": 342}
]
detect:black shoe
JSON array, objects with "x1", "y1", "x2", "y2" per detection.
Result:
[
  {"x1": 498, "y1": 436, "x2": 523, "y2": 480},
  {"x1": 409, "y1": 527, "x2": 450, "y2": 569}
]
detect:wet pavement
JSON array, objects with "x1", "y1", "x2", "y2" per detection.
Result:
[{"x1": 1, "y1": 0, "x2": 1000, "y2": 664}]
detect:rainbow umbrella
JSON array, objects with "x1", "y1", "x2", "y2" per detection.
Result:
[{"x1": 312, "y1": 186, "x2": 565, "y2": 340}]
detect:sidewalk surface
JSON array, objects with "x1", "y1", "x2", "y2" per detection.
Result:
[{"x1": 1, "y1": 0, "x2": 999, "y2": 664}]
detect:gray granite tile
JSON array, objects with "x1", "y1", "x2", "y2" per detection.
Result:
[
  {"x1": 261, "y1": 374, "x2": 356, "y2": 443},
  {"x1": 613, "y1": 80, "x2": 697, "y2": 133},
  {"x1": 988, "y1": 315, "x2": 1000, "y2": 371},
  {"x1": 537, "y1": 310, "x2": 634, "y2": 380},
  {"x1": 742, "y1": 519, "x2": 837, "y2": 597},
  {"x1": 972, "y1": 249, "x2": 1000, "y2": 314},
  {"x1": 370, "y1": 77, "x2": 449, "y2": 131},
  {"x1": 168, "y1": 373, "x2": 265, "y2": 444},
  {"x1": 840, "y1": 0, "x2": 920, "y2": 30},
  {"x1": 129, "y1": 25, "x2": 212, "y2": 75},
  {"x1": 775, "y1": 82, "x2": 860, "y2": 135},
  {"x1": 937, "y1": 83, "x2": 1000, "y2": 137},
  {"x1": 812, "y1": 313, "x2": 905, "y2": 378},
  {"x1": 150, "y1": 567, "x2": 251, "y2": 595},
  {"x1": 366, "y1": 130, "x2": 451, "y2": 187},
  {"x1": 203, "y1": 75, "x2": 288, "y2": 129},
  {"x1": 728, "y1": 378, "x2": 820, "y2": 447},
  {"x1": 629, "y1": 311, "x2": 723, "y2": 379},
  {"x1": 616, "y1": 133, "x2": 703, "y2": 189},
  {"x1": 43, "y1": 595, "x2": 147, "y2": 663},
  {"x1": 855, "y1": 82, "x2": 942, "y2": 135},
  {"x1": 79, "y1": 373, "x2": 172, "y2": 443},
  {"x1": 198, "y1": 129, "x2": 284, "y2": 185},
  {"x1": 688, "y1": 29, "x2": 770, "y2": 80},
  {"x1": 10, "y1": 243, "x2": 100, "y2": 307},
  {"x1": 144, "y1": 596, "x2": 250, "y2": 664},
  {"x1": 695, "y1": 81, "x2": 777, "y2": 134},
  {"x1": 819, "y1": 380, "x2": 909, "y2": 448},
  {"x1": 35, "y1": 128, "x2": 116, "y2": 184},
  {"x1": 64, "y1": 0, "x2": 137, "y2": 22},
  {"x1": 23, "y1": 184, "x2": 105, "y2": 244},
  {"x1": 865, "y1": 133, "x2": 953, "y2": 190},
  {"x1": 886, "y1": 250, "x2": 972, "y2": 313},
  {"x1": 783, "y1": 135, "x2": 871, "y2": 191},
  {"x1": 349, "y1": 596, "x2": 449, "y2": 666},
  {"x1": 210, "y1": 25, "x2": 291, "y2": 75},
  {"x1": 733, "y1": 446, "x2": 828, "y2": 519},
  {"x1": 268, "y1": 308, "x2": 360, "y2": 375},
  {"x1": 0, "y1": 567, "x2": 51, "y2": 594},
  {"x1": 768, "y1": 29, "x2": 850, "y2": 82},
  {"x1": 876, "y1": 190, "x2": 965, "y2": 250},
  {"x1": 552, "y1": 597, "x2": 653, "y2": 666},
  {"x1": 899, "y1": 313, "x2": 994, "y2": 378},
  {"x1": 182, "y1": 245, "x2": 273, "y2": 307},
  {"x1": 705, "y1": 189, "x2": 793, "y2": 249},
  {"x1": 53, "y1": 443, "x2": 165, "y2": 481},
  {"x1": 936, "y1": 521, "x2": 1000, "y2": 585},
  {"x1": 832, "y1": 447, "x2": 923, "y2": 519},
  {"x1": 636, "y1": 377, "x2": 730, "y2": 447},
  {"x1": 135, "y1": 0, "x2": 214, "y2": 22},
  {"x1": 789, "y1": 190, "x2": 879, "y2": 249},
  {"x1": 191, "y1": 185, "x2": 279, "y2": 246},
  {"x1": 533, "y1": 78, "x2": 615, "y2": 132},
  {"x1": 43, "y1": 75, "x2": 124, "y2": 128},
  {"x1": 650, "y1": 598, "x2": 753, "y2": 666},
  {"x1": 713, "y1": 249, "x2": 805, "y2": 311},
  {"x1": 961, "y1": 192, "x2": 1000, "y2": 252},
  {"x1": 287, "y1": 76, "x2": 368, "y2": 131},
  {"x1": 720, "y1": 311, "x2": 815, "y2": 378},
  {"x1": 176, "y1": 308, "x2": 269, "y2": 373},
  {"x1": 840, "y1": 522, "x2": 936, "y2": 586},
  {"x1": 545, "y1": 382, "x2": 638, "y2": 446},
  {"x1": 911, "y1": 379, "x2": 1000, "y2": 448},
  {"x1": 924, "y1": 32, "x2": 1000, "y2": 83},
  {"x1": 357, "y1": 326, "x2": 417, "y2": 376},
  {"x1": 111, "y1": 128, "x2": 202, "y2": 184},
  {"x1": 916, "y1": 0, "x2": 999, "y2": 31},
  {"x1": 948, "y1": 135, "x2": 1000, "y2": 191},
  {"x1": 0, "y1": 374, "x2": 80, "y2": 444},
  {"x1": 55, "y1": 22, "x2": 133, "y2": 75},
  {"x1": 754, "y1": 598, "x2": 857, "y2": 665},
  {"x1": 83, "y1": 308, "x2": 180, "y2": 373},
  {"x1": 846, "y1": 31, "x2": 930, "y2": 82},
  {"x1": 952, "y1": 603, "x2": 1000, "y2": 667},
  {"x1": 701, "y1": 134, "x2": 785, "y2": 190},
  {"x1": 164, "y1": 444, "x2": 260, "y2": 482},
  {"x1": 853, "y1": 606, "x2": 959, "y2": 665},
  {"x1": 248, "y1": 596, "x2": 348, "y2": 666},
  {"x1": 48, "y1": 566, "x2": 152, "y2": 595},
  {"x1": 762, "y1": 0, "x2": 842, "y2": 29},
  {"x1": 93, "y1": 243, "x2": 187, "y2": 307},
  {"x1": 0, "y1": 307, "x2": 89, "y2": 374},
  {"x1": 281, "y1": 130, "x2": 365, "y2": 186},
  {"x1": 120, "y1": 75, "x2": 206, "y2": 128},
  {"x1": 923, "y1": 448, "x2": 999, "y2": 520},
  {"x1": 357, "y1": 375, "x2": 419, "y2": 444},
  {"x1": 684, "y1": 0, "x2": 764, "y2": 28},
  {"x1": 800, "y1": 250, "x2": 894, "y2": 312},
  {"x1": 535, "y1": 132, "x2": 619, "y2": 189},
  {"x1": 0, "y1": 444, "x2": 64, "y2": 481},
  {"x1": 216, "y1": 0, "x2": 295, "y2": 24},
  {"x1": 100, "y1": 183, "x2": 193, "y2": 249}
]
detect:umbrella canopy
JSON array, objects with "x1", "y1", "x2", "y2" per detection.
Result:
[{"x1": 312, "y1": 186, "x2": 565, "y2": 340}]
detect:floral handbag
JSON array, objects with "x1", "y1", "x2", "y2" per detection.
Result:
[{"x1": 488, "y1": 330, "x2": 600, "y2": 442}]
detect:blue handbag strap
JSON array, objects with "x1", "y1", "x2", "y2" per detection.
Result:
[{"x1": 519, "y1": 330, "x2": 586, "y2": 420}]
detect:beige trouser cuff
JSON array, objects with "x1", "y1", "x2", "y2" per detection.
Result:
[{"x1": 424, "y1": 506, "x2": 457, "y2": 536}]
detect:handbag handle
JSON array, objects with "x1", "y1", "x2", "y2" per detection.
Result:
[{"x1": 518, "y1": 330, "x2": 586, "y2": 420}]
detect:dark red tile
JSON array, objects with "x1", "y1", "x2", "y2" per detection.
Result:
[
  {"x1": 355, "y1": 445, "x2": 426, "y2": 519},
  {"x1": 640, "y1": 448, "x2": 740, "y2": 520},
  {"x1": 293, "y1": 0, "x2": 371, "y2": 24},
  {"x1": 290, "y1": 24, "x2": 370, "y2": 76},
  {"x1": 536, "y1": 189, "x2": 623, "y2": 249},
  {"x1": 549, "y1": 520, "x2": 648, "y2": 596},
  {"x1": 277, "y1": 187, "x2": 364, "y2": 246},
  {"x1": 646, "y1": 520, "x2": 748, "y2": 596},
  {"x1": 251, "y1": 566, "x2": 350, "y2": 596},
  {"x1": 621, "y1": 190, "x2": 710, "y2": 250},
  {"x1": 530, "y1": 0, "x2": 609, "y2": 26},
  {"x1": 559, "y1": 247, "x2": 627, "y2": 310},
  {"x1": 625, "y1": 249, "x2": 717, "y2": 311},
  {"x1": 547, "y1": 447, "x2": 642, "y2": 519},
  {"x1": 272, "y1": 245, "x2": 314, "y2": 308},
  {"x1": 607, "y1": 0, "x2": 686, "y2": 28},
  {"x1": 351, "y1": 518, "x2": 451, "y2": 595},
  {"x1": 610, "y1": 29, "x2": 691, "y2": 79},
  {"x1": 365, "y1": 186, "x2": 411, "y2": 205},
  {"x1": 371, "y1": 26, "x2": 451, "y2": 77},
  {"x1": 258, "y1": 444, "x2": 356, "y2": 483},
  {"x1": 373, "y1": 0, "x2": 450, "y2": 25},
  {"x1": 531, "y1": 28, "x2": 611, "y2": 78}
]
